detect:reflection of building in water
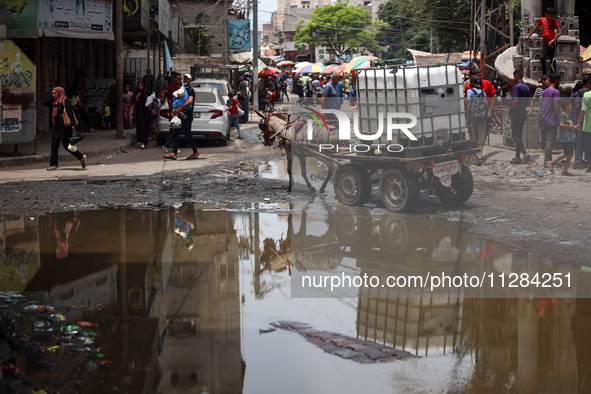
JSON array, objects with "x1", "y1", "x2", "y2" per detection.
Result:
[
  {"x1": 0, "y1": 215, "x2": 41, "y2": 293},
  {"x1": 153, "y1": 207, "x2": 244, "y2": 393}
]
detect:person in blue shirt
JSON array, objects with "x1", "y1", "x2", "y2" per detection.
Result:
[
  {"x1": 336, "y1": 77, "x2": 345, "y2": 109},
  {"x1": 509, "y1": 69, "x2": 532, "y2": 164},
  {"x1": 321, "y1": 73, "x2": 341, "y2": 110}
]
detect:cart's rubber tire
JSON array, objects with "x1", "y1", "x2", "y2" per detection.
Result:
[
  {"x1": 333, "y1": 164, "x2": 372, "y2": 206},
  {"x1": 434, "y1": 164, "x2": 473, "y2": 205},
  {"x1": 335, "y1": 212, "x2": 372, "y2": 247},
  {"x1": 378, "y1": 214, "x2": 410, "y2": 257},
  {"x1": 379, "y1": 168, "x2": 419, "y2": 212}
]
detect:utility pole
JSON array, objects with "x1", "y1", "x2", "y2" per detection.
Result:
[
  {"x1": 399, "y1": 20, "x2": 405, "y2": 59},
  {"x1": 509, "y1": 0, "x2": 514, "y2": 47},
  {"x1": 115, "y1": 0, "x2": 124, "y2": 139},
  {"x1": 224, "y1": 0, "x2": 229, "y2": 64},
  {"x1": 480, "y1": 0, "x2": 486, "y2": 72},
  {"x1": 253, "y1": 0, "x2": 258, "y2": 111},
  {"x1": 430, "y1": 28, "x2": 433, "y2": 53}
]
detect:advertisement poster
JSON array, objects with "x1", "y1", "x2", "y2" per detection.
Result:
[
  {"x1": 38, "y1": 0, "x2": 114, "y2": 40},
  {"x1": 229, "y1": 19, "x2": 251, "y2": 53},
  {"x1": 3, "y1": 0, "x2": 39, "y2": 38},
  {"x1": 0, "y1": 40, "x2": 35, "y2": 144},
  {"x1": 122, "y1": 0, "x2": 149, "y2": 30}
]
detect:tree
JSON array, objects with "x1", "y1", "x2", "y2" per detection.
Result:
[
  {"x1": 294, "y1": 1, "x2": 385, "y2": 59},
  {"x1": 378, "y1": 0, "x2": 472, "y2": 59},
  {"x1": 189, "y1": 13, "x2": 213, "y2": 56}
]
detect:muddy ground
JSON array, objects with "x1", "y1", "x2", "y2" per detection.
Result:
[{"x1": 1, "y1": 149, "x2": 590, "y2": 266}]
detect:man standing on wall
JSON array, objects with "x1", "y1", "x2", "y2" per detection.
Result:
[{"x1": 523, "y1": 7, "x2": 561, "y2": 75}]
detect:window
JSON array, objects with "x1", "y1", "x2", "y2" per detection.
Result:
[{"x1": 194, "y1": 92, "x2": 217, "y2": 103}]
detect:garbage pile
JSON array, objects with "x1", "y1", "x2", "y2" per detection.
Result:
[{"x1": 0, "y1": 293, "x2": 111, "y2": 393}]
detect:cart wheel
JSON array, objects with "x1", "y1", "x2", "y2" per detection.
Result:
[
  {"x1": 378, "y1": 214, "x2": 410, "y2": 257},
  {"x1": 333, "y1": 164, "x2": 372, "y2": 206},
  {"x1": 379, "y1": 168, "x2": 419, "y2": 212},
  {"x1": 335, "y1": 212, "x2": 372, "y2": 246},
  {"x1": 435, "y1": 164, "x2": 473, "y2": 205}
]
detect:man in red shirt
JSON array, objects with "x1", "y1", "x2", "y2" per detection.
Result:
[
  {"x1": 464, "y1": 67, "x2": 496, "y2": 132},
  {"x1": 167, "y1": 72, "x2": 182, "y2": 112},
  {"x1": 268, "y1": 88, "x2": 277, "y2": 105},
  {"x1": 523, "y1": 7, "x2": 561, "y2": 75}
]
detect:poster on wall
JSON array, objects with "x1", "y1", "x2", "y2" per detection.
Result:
[
  {"x1": 85, "y1": 78, "x2": 115, "y2": 120},
  {"x1": 38, "y1": 0, "x2": 114, "y2": 40},
  {"x1": 3, "y1": 0, "x2": 39, "y2": 38},
  {"x1": 0, "y1": 40, "x2": 36, "y2": 145},
  {"x1": 229, "y1": 20, "x2": 251, "y2": 53}
]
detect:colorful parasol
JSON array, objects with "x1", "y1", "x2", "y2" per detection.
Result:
[
  {"x1": 296, "y1": 64, "x2": 326, "y2": 74},
  {"x1": 277, "y1": 60, "x2": 295, "y2": 67},
  {"x1": 343, "y1": 56, "x2": 377, "y2": 73},
  {"x1": 259, "y1": 67, "x2": 281, "y2": 76},
  {"x1": 462, "y1": 50, "x2": 481, "y2": 61},
  {"x1": 321, "y1": 64, "x2": 339, "y2": 74}
]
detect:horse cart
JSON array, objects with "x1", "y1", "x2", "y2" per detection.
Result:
[{"x1": 261, "y1": 64, "x2": 479, "y2": 213}]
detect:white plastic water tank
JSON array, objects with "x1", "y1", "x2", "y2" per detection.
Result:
[{"x1": 356, "y1": 65, "x2": 465, "y2": 146}]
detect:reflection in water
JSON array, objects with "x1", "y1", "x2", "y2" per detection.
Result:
[{"x1": 0, "y1": 206, "x2": 590, "y2": 393}]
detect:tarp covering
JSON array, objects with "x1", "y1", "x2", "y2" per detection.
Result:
[
  {"x1": 407, "y1": 49, "x2": 462, "y2": 65},
  {"x1": 229, "y1": 52, "x2": 271, "y2": 66}
]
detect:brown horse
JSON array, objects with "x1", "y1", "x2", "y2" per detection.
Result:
[{"x1": 256, "y1": 111, "x2": 341, "y2": 193}]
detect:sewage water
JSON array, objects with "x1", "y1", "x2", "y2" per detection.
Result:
[{"x1": 1, "y1": 204, "x2": 590, "y2": 393}]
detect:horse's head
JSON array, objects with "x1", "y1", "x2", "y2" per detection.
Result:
[{"x1": 255, "y1": 110, "x2": 288, "y2": 146}]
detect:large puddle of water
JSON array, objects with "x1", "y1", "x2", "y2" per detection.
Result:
[{"x1": 2, "y1": 203, "x2": 590, "y2": 393}]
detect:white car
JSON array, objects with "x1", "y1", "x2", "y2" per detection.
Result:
[
  {"x1": 157, "y1": 87, "x2": 230, "y2": 146},
  {"x1": 190, "y1": 79, "x2": 232, "y2": 104}
]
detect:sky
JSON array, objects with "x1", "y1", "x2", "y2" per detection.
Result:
[{"x1": 257, "y1": 0, "x2": 278, "y2": 29}]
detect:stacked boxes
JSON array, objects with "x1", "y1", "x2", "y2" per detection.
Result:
[{"x1": 514, "y1": 10, "x2": 583, "y2": 81}]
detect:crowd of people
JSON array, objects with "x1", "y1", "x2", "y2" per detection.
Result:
[{"x1": 246, "y1": 69, "x2": 356, "y2": 112}]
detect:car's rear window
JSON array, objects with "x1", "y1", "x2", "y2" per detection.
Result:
[
  {"x1": 195, "y1": 83, "x2": 227, "y2": 95},
  {"x1": 194, "y1": 92, "x2": 217, "y2": 103}
]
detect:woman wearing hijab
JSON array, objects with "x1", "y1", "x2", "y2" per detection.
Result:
[
  {"x1": 134, "y1": 81, "x2": 150, "y2": 148},
  {"x1": 44, "y1": 87, "x2": 86, "y2": 170}
]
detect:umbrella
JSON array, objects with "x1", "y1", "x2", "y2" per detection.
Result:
[
  {"x1": 297, "y1": 64, "x2": 325, "y2": 74},
  {"x1": 322, "y1": 63, "x2": 349, "y2": 75},
  {"x1": 277, "y1": 60, "x2": 295, "y2": 67},
  {"x1": 462, "y1": 50, "x2": 481, "y2": 61},
  {"x1": 295, "y1": 61, "x2": 312, "y2": 70},
  {"x1": 321, "y1": 64, "x2": 339, "y2": 74},
  {"x1": 343, "y1": 56, "x2": 377, "y2": 73},
  {"x1": 259, "y1": 67, "x2": 281, "y2": 76}
]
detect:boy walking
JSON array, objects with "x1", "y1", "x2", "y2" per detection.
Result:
[
  {"x1": 523, "y1": 7, "x2": 561, "y2": 75},
  {"x1": 528, "y1": 74, "x2": 550, "y2": 149},
  {"x1": 465, "y1": 75, "x2": 488, "y2": 166},
  {"x1": 547, "y1": 101, "x2": 576, "y2": 175}
]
